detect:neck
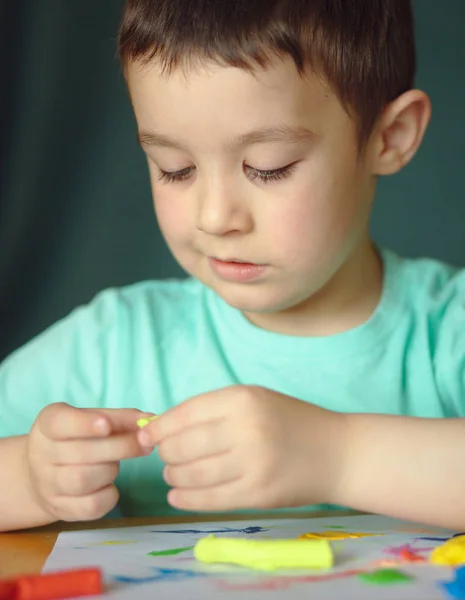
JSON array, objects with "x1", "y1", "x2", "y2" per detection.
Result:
[{"x1": 244, "y1": 237, "x2": 383, "y2": 337}]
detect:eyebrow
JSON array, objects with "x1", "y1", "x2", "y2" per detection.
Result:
[{"x1": 137, "y1": 125, "x2": 314, "y2": 150}]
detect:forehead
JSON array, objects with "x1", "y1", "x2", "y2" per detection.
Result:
[{"x1": 126, "y1": 57, "x2": 352, "y2": 148}]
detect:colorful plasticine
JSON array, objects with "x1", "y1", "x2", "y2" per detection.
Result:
[
  {"x1": 136, "y1": 415, "x2": 158, "y2": 428},
  {"x1": 0, "y1": 568, "x2": 102, "y2": 600},
  {"x1": 430, "y1": 535, "x2": 465, "y2": 566},
  {"x1": 440, "y1": 565, "x2": 465, "y2": 599},
  {"x1": 194, "y1": 535, "x2": 333, "y2": 571}
]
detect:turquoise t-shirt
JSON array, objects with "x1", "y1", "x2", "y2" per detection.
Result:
[{"x1": 1, "y1": 249, "x2": 464, "y2": 516}]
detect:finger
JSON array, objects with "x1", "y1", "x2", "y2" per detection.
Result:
[
  {"x1": 52, "y1": 484, "x2": 120, "y2": 522},
  {"x1": 49, "y1": 433, "x2": 145, "y2": 465},
  {"x1": 167, "y1": 480, "x2": 247, "y2": 512},
  {"x1": 98, "y1": 409, "x2": 156, "y2": 434},
  {"x1": 40, "y1": 404, "x2": 153, "y2": 441},
  {"x1": 164, "y1": 452, "x2": 240, "y2": 489},
  {"x1": 139, "y1": 387, "x2": 238, "y2": 445},
  {"x1": 53, "y1": 463, "x2": 119, "y2": 496},
  {"x1": 157, "y1": 420, "x2": 230, "y2": 464},
  {"x1": 39, "y1": 403, "x2": 112, "y2": 441}
]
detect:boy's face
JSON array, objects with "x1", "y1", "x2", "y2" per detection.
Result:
[{"x1": 127, "y1": 57, "x2": 378, "y2": 329}]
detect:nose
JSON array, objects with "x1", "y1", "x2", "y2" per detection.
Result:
[{"x1": 195, "y1": 177, "x2": 252, "y2": 236}]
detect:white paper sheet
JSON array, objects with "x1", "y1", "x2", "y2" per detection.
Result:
[{"x1": 43, "y1": 514, "x2": 460, "y2": 598}]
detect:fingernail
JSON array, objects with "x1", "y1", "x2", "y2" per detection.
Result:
[
  {"x1": 163, "y1": 466, "x2": 171, "y2": 484},
  {"x1": 138, "y1": 430, "x2": 151, "y2": 447},
  {"x1": 93, "y1": 418, "x2": 110, "y2": 435},
  {"x1": 167, "y1": 489, "x2": 182, "y2": 508}
]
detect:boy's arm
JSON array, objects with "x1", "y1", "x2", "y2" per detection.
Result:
[
  {"x1": 333, "y1": 414, "x2": 465, "y2": 529},
  {"x1": 0, "y1": 288, "x2": 130, "y2": 532},
  {"x1": 0, "y1": 436, "x2": 56, "y2": 531}
]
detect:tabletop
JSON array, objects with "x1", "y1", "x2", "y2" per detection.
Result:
[{"x1": 0, "y1": 510, "x2": 356, "y2": 578}]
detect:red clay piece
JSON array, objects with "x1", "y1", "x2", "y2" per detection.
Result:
[{"x1": 0, "y1": 568, "x2": 102, "y2": 600}]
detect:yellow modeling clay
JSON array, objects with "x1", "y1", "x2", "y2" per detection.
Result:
[
  {"x1": 430, "y1": 535, "x2": 465, "y2": 566},
  {"x1": 299, "y1": 531, "x2": 381, "y2": 541},
  {"x1": 194, "y1": 535, "x2": 333, "y2": 571},
  {"x1": 137, "y1": 415, "x2": 158, "y2": 428}
]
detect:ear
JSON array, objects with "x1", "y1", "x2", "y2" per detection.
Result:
[{"x1": 372, "y1": 90, "x2": 431, "y2": 175}]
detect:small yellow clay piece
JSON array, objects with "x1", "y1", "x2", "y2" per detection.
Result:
[
  {"x1": 298, "y1": 531, "x2": 381, "y2": 541},
  {"x1": 137, "y1": 415, "x2": 158, "y2": 428},
  {"x1": 194, "y1": 535, "x2": 333, "y2": 571},
  {"x1": 430, "y1": 535, "x2": 465, "y2": 566}
]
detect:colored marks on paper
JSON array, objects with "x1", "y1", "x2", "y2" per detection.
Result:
[
  {"x1": 223, "y1": 526, "x2": 269, "y2": 534},
  {"x1": 398, "y1": 549, "x2": 426, "y2": 563},
  {"x1": 385, "y1": 543, "x2": 430, "y2": 558},
  {"x1": 195, "y1": 535, "x2": 333, "y2": 571},
  {"x1": 358, "y1": 569, "x2": 413, "y2": 585},
  {"x1": 113, "y1": 567, "x2": 207, "y2": 584},
  {"x1": 394, "y1": 525, "x2": 443, "y2": 535},
  {"x1": 217, "y1": 569, "x2": 367, "y2": 592},
  {"x1": 440, "y1": 565, "x2": 465, "y2": 599},
  {"x1": 147, "y1": 546, "x2": 194, "y2": 557},
  {"x1": 299, "y1": 531, "x2": 381, "y2": 541},
  {"x1": 75, "y1": 540, "x2": 137, "y2": 548},
  {"x1": 94, "y1": 540, "x2": 137, "y2": 546},
  {"x1": 137, "y1": 415, "x2": 158, "y2": 428},
  {"x1": 154, "y1": 526, "x2": 269, "y2": 535},
  {"x1": 431, "y1": 535, "x2": 465, "y2": 566},
  {"x1": 370, "y1": 559, "x2": 404, "y2": 569}
]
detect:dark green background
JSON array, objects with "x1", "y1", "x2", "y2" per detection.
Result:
[{"x1": 1, "y1": 1, "x2": 464, "y2": 360}]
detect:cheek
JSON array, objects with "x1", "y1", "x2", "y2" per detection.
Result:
[
  {"x1": 267, "y1": 159, "x2": 368, "y2": 266},
  {"x1": 269, "y1": 202, "x2": 337, "y2": 269},
  {"x1": 148, "y1": 166, "x2": 185, "y2": 243},
  {"x1": 152, "y1": 187, "x2": 193, "y2": 248}
]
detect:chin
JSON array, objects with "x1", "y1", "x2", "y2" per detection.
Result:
[{"x1": 214, "y1": 284, "x2": 297, "y2": 315}]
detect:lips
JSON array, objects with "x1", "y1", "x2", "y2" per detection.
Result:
[
  {"x1": 215, "y1": 258, "x2": 260, "y2": 266},
  {"x1": 208, "y1": 257, "x2": 267, "y2": 283}
]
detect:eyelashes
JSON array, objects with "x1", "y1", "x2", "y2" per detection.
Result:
[
  {"x1": 157, "y1": 162, "x2": 298, "y2": 185},
  {"x1": 246, "y1": 162, "x2": 298, "y2": 183},
  {"x1": 158, "y1": 166, "x2": 194, "y2": 184}
]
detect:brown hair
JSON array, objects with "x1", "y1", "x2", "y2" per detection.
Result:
[{"x1": 118, "y1": 0, "x2": 416, "y2": 142}]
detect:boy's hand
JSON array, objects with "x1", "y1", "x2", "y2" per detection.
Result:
[
  {"x1": 26, "y1": 403, "x2": 149, "y2": 522},
  {"x1": 138, "y1": 386, "x2": 346, "y2": 512}
]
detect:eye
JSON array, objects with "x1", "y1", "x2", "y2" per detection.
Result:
[
  {"x1": 245, "y1": 162, "x2": 298, "y2": 184},
  {"x1": 157, "y1": 166, "x2": 195, "y2": 184}
]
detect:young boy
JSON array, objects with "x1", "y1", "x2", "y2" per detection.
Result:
[{"x1": 1, "y1": 0, "x2": 464, "y2": 533}]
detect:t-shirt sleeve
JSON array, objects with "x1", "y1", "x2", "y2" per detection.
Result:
[
  {"x1": 434, "y1": 271, "x2": 465, "y2": 417},
  {"x1": 0, "y1": 289, "x2": 122, "y2": 437}
]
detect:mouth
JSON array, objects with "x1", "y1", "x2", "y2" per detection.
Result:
[
  {"x1": 208, "y1": 257, "x2": 268, "y2": 283},
  {"x1": 213, "y1": 257, "x2": 263, "y2": 266}
]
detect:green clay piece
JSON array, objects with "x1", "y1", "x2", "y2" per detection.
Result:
[
  {"x1": 194, "y1": 535, "x2": 333, "y2": 571},
  {"x1": 358, "y1": 569, "x2": 413, "y2": 585},
  {"x1": 147, "y1": 545, "x2": 194, "y2": 557},
  {"x1": 325, "y1": 525, "x2": 345, "y2": 529}
]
